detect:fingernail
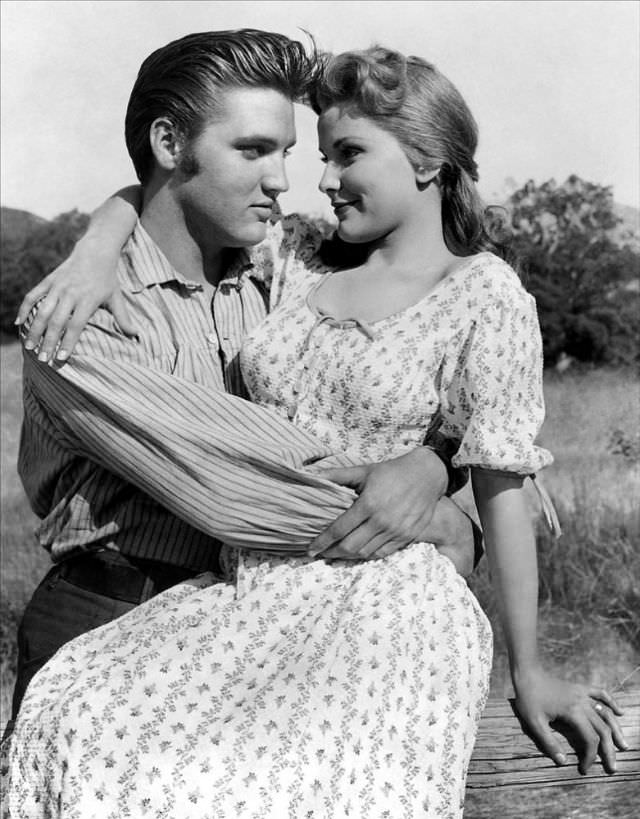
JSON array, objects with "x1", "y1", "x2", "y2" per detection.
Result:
[
  {"x1": 14, "y1": 317, "x2": 21, "y2": 325},
  {"x1": 554, "y1": 754, "x2": 567, "y2": 766},
  {"x1": 24, "y1": 341, "x2": 35, "y2": 350},
  {"x1": 38, "y1": 351, "x2": 49, "y2": 362},
  {"x1": 57, "y1": 350, "x2": 69, "y2": 361}
]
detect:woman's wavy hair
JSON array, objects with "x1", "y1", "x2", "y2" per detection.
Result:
[
  {"x1": 125, "y1": 29, "x2": 318, "y2": 184},
  {"x1": 310, "y1": 46, "x2": 511, "y2": 265}
]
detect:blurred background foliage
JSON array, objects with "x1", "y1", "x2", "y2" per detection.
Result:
[{"x1": 507, "y1": 176, "x2": 639, "y2": 367}]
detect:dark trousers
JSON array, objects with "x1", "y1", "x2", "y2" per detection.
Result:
[{"x1": 8, "y1": 550, "x2": 210, "y2": 725}]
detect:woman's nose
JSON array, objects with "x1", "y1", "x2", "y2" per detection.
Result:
[{"x1": 318, "y1": 162, "x2": 340, "y2": 196}]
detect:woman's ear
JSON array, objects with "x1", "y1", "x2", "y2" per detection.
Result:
[
  {"x1": 415, "y1": 165, "x2": 440, "y2": 191},
  {"x1": 149, "y1": 118, "x2": 183, "y2": 172}
]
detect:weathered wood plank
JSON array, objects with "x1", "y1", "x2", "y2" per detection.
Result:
[{"x1": 467, "y1": 690, "x2": 640, "y2": 789}]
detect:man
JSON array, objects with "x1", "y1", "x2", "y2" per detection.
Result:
[{"x1": 11, "y1": 29, "x2": 478, "y2": 722}]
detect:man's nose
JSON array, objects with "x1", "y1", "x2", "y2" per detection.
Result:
[{"x1": 263, "y1": 156, "x2": 289, "y2": 196}]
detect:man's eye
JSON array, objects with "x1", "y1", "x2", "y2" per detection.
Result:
[{"x1": 240, "y1": 146, "x2": 265, "y2": 159}]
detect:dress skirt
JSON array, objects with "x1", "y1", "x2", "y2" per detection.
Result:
[{"x1": 4, "y1": 543, "x2": 492, "y2": 819}]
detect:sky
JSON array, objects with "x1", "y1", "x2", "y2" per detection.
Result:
[{"x1": 1, "y1": 0, "x2": 639, "y2": 221}]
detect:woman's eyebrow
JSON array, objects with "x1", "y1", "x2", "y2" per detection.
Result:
[
  {"x1": 234, "y1": 136, "x2": 297, "y2": 149},
  {"x1": 332, "y1": 136, "x2": 367, "y2": 149}
]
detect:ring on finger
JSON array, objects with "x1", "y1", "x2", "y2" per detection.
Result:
[{"x1": 594, "y1": 702, "x2": 605, "y2": 713}]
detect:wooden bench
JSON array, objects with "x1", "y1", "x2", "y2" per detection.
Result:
[{"x1": 467, "y1": 690, "x2": 640, "y2": 790}]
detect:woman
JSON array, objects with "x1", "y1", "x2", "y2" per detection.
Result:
[{"x1": 5, "y1": 47, "x2": 624, "y2": 818}]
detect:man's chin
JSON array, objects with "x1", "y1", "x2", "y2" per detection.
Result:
[{"x1": 232, "y1": 223, "x2": 269, "y2": 248}]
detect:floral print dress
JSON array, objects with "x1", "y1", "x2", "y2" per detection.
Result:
[{"x1": 4, "y1": 216, "x2": 551, "y2": 818}]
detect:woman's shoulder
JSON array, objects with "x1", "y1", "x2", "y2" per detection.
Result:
[
  {"x1": 249, "y1": 210, "x2": 334, "y2": 305},
  {"x1": 449, "y1": 251, "x2": 534, "y2": 314},
  {"x1": 262, "y1": 210, "x2": 327, "y2": 260}
]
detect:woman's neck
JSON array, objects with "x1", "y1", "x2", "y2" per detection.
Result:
[{"x1": 362, "y1": 207, "x2": 456, "y2": 284}]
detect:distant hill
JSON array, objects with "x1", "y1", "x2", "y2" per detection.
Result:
[{"x1": 1, "y1": 207, "x2": 48, "y2": 245}]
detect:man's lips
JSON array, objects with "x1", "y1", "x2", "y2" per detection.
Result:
[{"x1": 250, "y1": 203, "x2": 274, "y2": 218}]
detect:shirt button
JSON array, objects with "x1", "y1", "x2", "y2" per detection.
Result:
[{"x1": 207, "y1": 334, "x2": 217, "y2": 345}]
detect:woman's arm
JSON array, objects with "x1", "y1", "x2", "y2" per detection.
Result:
[
  {"x1": 472, "y1": 468, "x2": 627, "y2": 774},
  {"x1": 17, "y1": 185, "x2": 142, "y2": 363}
]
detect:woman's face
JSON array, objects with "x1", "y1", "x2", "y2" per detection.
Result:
[{"x1": 317, "y1": 105, "x2": 422, "y2": 244}]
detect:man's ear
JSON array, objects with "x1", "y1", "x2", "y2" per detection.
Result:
[
  {"x1": 415, "y1": 165, "x2": 440, "y2": 191},
  {"x1": 149, "y1": 118, "x2": 183, "y2": 172}
]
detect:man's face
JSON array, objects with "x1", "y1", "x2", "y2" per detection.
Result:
[{"x1": 174, "y1": 87, "x2": 296, "y2": 251}]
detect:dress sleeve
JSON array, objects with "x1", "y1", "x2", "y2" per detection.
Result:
[
  {"x1": 250, "y1": 211, "x2": 328, "y2": 309},
  {"x1": 439, "y1": 286, "x2": 553, "y2": 475}
]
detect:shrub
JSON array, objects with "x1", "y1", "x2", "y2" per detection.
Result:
[{"x1": 506, "y1": 176, "x2": 640, "y2": 367}]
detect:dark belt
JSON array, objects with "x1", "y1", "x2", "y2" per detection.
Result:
[{"x1": 55, "y1": 551, "x2": 204, "y2": 604}]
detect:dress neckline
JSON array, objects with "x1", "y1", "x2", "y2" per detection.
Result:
[{"x1": 304, "y1": 252, "x2": 492, "y2": 329}]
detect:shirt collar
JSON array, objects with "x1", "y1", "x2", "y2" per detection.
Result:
[
  {"x1": 217, "y1": 247, "x2": 256, "y2": 292},
  {"x1": 125, "y1": 221, "x2": 256, "y2": 294}
]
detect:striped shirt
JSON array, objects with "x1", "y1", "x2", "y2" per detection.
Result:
[{"x1": 19, "y1": 221, "x2": 356, "y2": 571}]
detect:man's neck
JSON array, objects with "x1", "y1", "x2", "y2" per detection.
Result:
[{"x1": 140, "y1": 187, "x2": 226, "y2": 286}]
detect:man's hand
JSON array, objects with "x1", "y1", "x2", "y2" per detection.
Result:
[{"x1": 308, "y1": 448, "x2": 478, "y2": 575}]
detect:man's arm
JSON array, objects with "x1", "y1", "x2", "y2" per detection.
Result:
[
  {"x1": 25, "y1": 348, "x2": 356, "y2": 551},
  {"x1": 26, "y1": 345, "x2": 477, "y2": 572}
]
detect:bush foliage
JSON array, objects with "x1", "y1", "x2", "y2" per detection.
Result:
[
  {"x1": 505, "y1": 176, "x2": 639, "y2": 366},
  {"x1": 1, "y1": 177, "x2": 638, "y2": 364}
]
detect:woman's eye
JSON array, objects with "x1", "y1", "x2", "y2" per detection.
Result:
[{"x1": 341, "y1": 147, "x2": 361, "y2": 163}]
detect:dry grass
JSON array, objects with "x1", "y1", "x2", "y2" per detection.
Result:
[
  {"x1": 467, "y1": 367, "x2": 640, "y2": 697},
  {"x1": 1, "y1": 343, "x2": 46, "y2": 724}
]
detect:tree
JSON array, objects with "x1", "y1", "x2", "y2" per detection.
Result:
[{"x1": 507, "y1": 176, "x2": 639, "y2": 366}]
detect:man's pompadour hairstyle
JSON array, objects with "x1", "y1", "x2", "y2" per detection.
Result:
[{"x1": 125, "y1": 29, "x2": 318, "y2": 183}]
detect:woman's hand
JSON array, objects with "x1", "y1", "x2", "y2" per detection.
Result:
[
  {"x1": 16, "y1": 241, "x2": 136, "y2": 362},
  {"x1": 513, "y1": 665, "x2": 628, "y2": 774},
  {"x1": 15, "y1": 185, "x2": 142, "y2": 362}
]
